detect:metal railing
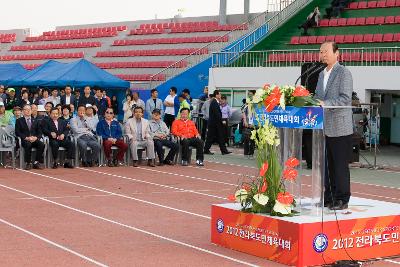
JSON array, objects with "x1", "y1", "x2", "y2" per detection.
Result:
[
  {"x1": 149, "y1": 0, "x2": 312, "y2": 89},
  {"x1": 212, "y1": 47, "x2": 400, "y2": 68}
]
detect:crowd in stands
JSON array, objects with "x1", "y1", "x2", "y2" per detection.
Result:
[{"x1": 0, "y1": 84, "x2": 247, "y2": 170}]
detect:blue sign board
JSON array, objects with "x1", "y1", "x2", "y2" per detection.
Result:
[{"x1": 253, "y1": 106, "x2": 324, "y2": 129}]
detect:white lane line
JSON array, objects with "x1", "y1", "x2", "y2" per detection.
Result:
[
  {"x1": 206, "y1": 160, "x2": 258, "y2": 169},
  {"x1": 384, "y1": 259, "x2": 400, "y2": 265},
  {"x1": 17, "y1": 194, "x2": 113, "y2": 200},
  {"x1": 196, "y1": 165, "x2": 400, "y2": 191},
  {"x1": 0, "y1": 183, "x2": 259, "y2": 267},
  {"x1": 18, "y1": 169, "x2": 210, "y2": 220},
  {"x1": 77, "y1": 167, "x2": 226, "y2": 200},
  {"x1": 0, "y1": 217, "x2": 108, "y2": 267}
]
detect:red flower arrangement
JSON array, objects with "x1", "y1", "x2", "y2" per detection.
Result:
[
  {"x1": 277, "y1": 192, "x2": 294, "y2": 205},
  {"x1": 285, "y1": 157, "x2": 300, "y2": 168},
  {"x1": 264, "y1": 86, "x2": 282, "y2": 112},
  {"x1": 283, "y1": 169, "x2": 298, "y2": 181}
]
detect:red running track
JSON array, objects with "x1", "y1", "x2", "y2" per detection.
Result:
[{"x1": 0, "y1": 162, "x2": 399, "y2": 267}]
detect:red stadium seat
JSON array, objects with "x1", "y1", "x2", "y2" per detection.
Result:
[
  {"x1": 357, "y1": 1, "x2": 367, "y2": 8},
  {"x1": 354, "y1": 34, "x2": 364, "y2": 43},
  {"x1": 363, "y1": 34, "x2": 373, "y2": 42},
  {"x1": 393, "y1": 33, "x2": 400, "y2": 42},
  {"x1": 377, "y1": 0, "x2": 387, "y2": 7},
  {"x1": 365, "y1": 17, "x2": 376, "y2": 25},
  {"x1": 329, "y1": 19, "x2": 338, "y2": 27},
  {"x1": 316, "y1": 35, "x2": 326, "y2": 44},
  {"x1": 348, "y1": 2, "x2": 358, "y2": 8},
  {"x1": 364, "y1": 52, "x2": 381, "y2": 61},
  {"x1": 381, "y1": 52, "x2": 399, "y2": 61},
  {"x1": 396, "y1": 0, "x2": 400, "y2": 6},
  {"x1": 335, "y1": 35, "x2": 345, "y2": 43},
  {"x1": 373, "y1": 34, "x2": 383, "y2": 42},
  {"x1": 326, "y1": 35, "x2": 335, "y2": 42},
  {"x1": 319, "y1": 19, "x2": 329, "y2": 27},
  {"x1": 338, "y1": 18, "x2": 347, "y2": 26},
  {"x1": 375, "y1": 16, "x2": 385, "y2": 24},
  {"x1": 343, "y1": 35, "x2": 354, "y2": 43},
  {"x1": 382, "y1": 33, "x2": 394, "y2": 42},
  {"x1": 307, "y1": 36, "x2": 317, "y2": 44},
  {"x1": 367, "y1": 1, "x2": 377, "y2": 8},
  {"x1": 385, "y1": 16, "x2": 395, "y2": 24},
  {"x1": 346, "y1": 18, "x2": 357, "y2": 26},
  {"x1": 386, "y1": 0, "x2": 396, "y2": 7},
  {"x1": 356, "y1": 17, "x2": 366, "y2": 25},
  {"x1": 299, "y1": 36, "x2": 308, "y2": 44},
  {"x1": 395, "y1": 16, "x2": 400, "y2": 24}
]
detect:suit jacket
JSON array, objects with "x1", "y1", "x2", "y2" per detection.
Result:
[
  {"x1": 60, "y1": 94, "x2": 76, "y2": 106},
  {"x1": 208, "y1": 98, "x2": 223, "y2": 126},
  {"x1": 15, "y1": 116, "x2": 42, "y2": 140},
  {"x1": 125, "y1": 117, "x2": 152, "y2": 142},
  {"x1": 42, "y1": 118, "x2": 69, "y2": 139},
  {"x1": 314, "y1": 63, "x2": 353, "y2": 137}
]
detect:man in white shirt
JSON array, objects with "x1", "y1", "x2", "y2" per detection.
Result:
[
  {"x1": 48, "y1": 88, "x2": 61, "y2": 106},
  {"x1": 60, "y1": 85, "x2": 76, "y2": 108},
  {"x1": 163, "y1": 87, "x2": 177, "y2": 128}
]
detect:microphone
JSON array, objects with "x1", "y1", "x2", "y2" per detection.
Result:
[
  {"x1": 294, "y1": 62, "x2": 320, "y2": 86},
  {"x1": 305, "y1": 63, "x2": 327, "y2": 88}
]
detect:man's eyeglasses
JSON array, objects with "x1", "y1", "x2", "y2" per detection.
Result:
[{"x1": 106, "y1": 111, "x2": 114, "y2": 114}]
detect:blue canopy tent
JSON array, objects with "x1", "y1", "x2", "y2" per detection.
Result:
[
  {"x1": 0, "y1": 63, "x2": 29, "y2": 85},
  {"x1": 7, "y1": 59, "x2": 130, "y2": 89}
]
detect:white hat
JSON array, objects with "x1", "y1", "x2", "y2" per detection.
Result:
[
  {"x1": 37, "y1": 105, "x2": 46, "y2": 112},
  {"x1": 85, "y1": 104, "x2": 93, "y2": 109},
  {"x1": 0, "y1": 102, "x2": 4, "y2": 106}
]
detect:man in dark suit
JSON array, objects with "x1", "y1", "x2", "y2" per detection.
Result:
[
  {"x1": 43, "y1": 107, "x2": 75, "y2": 168},
  {"x1": 203, "y1": 90, "x2": 231, "y2": 155},
  {"x1": 78, "y1": 85, "x2": 96, "y2": 108},
  {"x1": 315, "y1": 41, "x2": 353, "y2": 210},
  {"x1": 15, "y1": 104, "x2": 45, "y2": 170},
  {"x1": 60, "y1": 85, "x2": 76, "y2": 107}
]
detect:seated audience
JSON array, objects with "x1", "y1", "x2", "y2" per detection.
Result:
[
  {"x1": 125, "y1": 106, "x2": 155, "y2": 167},
  {"x1": 298, "y1": 7, "x2": 320, "y2": 35},
  {"x1": 171, "y1": 108, "x2": 204, "y2": 166},
  {"x1": 15, "y1": 105, "x2": 45, "y2": 170},
  {"x1": 70, "y1": 105, "x2": 101, "y2": 167},
  {"x1": 149, "y1": 109, "x2": 178, "y2": 166},
  {"x1": 43, "y1": 108, "x2": 75, "y2": 169},
  {"x1": 96, "y1": 107, "x2": 128, "y2": 167}
]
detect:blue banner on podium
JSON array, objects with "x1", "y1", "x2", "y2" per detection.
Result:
[{"x1": 253, "y1": 106, "x2": 324, "y2": 129}]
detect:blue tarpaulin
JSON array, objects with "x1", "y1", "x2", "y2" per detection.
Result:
[
  {"x1": 0, "y1": 63, "x2": 29, "y2": 84},
  {"x1": 7, "y1": 59, "x2": 129, "y2": 89}
]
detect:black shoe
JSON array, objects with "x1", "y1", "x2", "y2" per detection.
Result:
[
  {"x1": 181, "y1": 160, "x2": 188, "y2": 166},
  {"x1": 164, "y1": 160, "x2": 174, "y2": 166},
  {"x1": 52, "y1": 162, "x2": 59, "y2": 169},
  {"x1": 113, "y1": 159, "x2": 118, "y2": 167},
  {"x1": 107, "y1": 159, "x2": 114, "y2": 167},
  {"x1": 204, "y1": 150, "x2": 214, "y2": 155},
  {"x1": 32, "y1": 162, "x2": 43, "y2": 170},
  {"x1": 64, "y1": 162, "x2": 74, "y2": 169},
  {"x1": 133, "y1": 160, "x2": 138, "y2": 167},
  {"x1": 82, "y1": 161, "x2": 88, "y2": 167},
  {"x1": 330, "y1": 200, "x2": 348, "y2": 210},
  {"x1": 222, "y1": 151, "x2": 232, "y2": 155},
  {"x1": 25, "y1": 163, "x2": 32, "y2": 170},
  {"x1": 88, "y1": 161, "x2": 94, "y2": 167},
  {"x1": 196, "y1": 160, "x2": 204, "y2": 166},
  {"x1": 148, "y1": 159, "x2": 155, "y2": 167}
]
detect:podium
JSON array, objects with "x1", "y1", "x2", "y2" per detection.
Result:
[{"x1": 211, "y1": 106, "x2": 400, "y2": 266}]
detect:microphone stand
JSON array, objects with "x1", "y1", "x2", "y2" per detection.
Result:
[
  {"x1": 305, "y1": 63, "x2": 327, "y2": 89},
  {"x1": 294, "y1": 62, "x2": 319, "y2": 86}
]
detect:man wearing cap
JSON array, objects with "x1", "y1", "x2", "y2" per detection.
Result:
[
  {"x1": 145, "y1": 89, "x2": 164, "y2": 120},
  {"x1": 85, "y1": 104, "x2": 99, "y2": 130},
  {"x1": 5, "y1": 88, "x2": 17, "y2": 110},
  {"x1": 70, "y1": 105, "x2": 101, "y2": 167},
  {"x1": 43, "y1": 108, "x2": 75, "y2": 169},
  {"x1": 125, "y1": 106, "x2": 155, "y2": 167},
  {"x1": 15, "y1": 105, "x2": 45, "y2": 170},
  {"x1": 96, "y1": 107, "x2": 128, "y2": 167},
  {"x1": 177, "y1": 94, "x2": 191, "y2": 119},
  {"x1": 149, "y1": 108, "x2": 178, "y2": 165}
]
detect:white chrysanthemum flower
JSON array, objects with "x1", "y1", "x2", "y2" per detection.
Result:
[
  {"x1": 279, "y1": 92, "x2": 286, "y2": 110},
  {"x1": 273, "y1": 200, "x2": 292, "y2": 215},
  {"x1": 253, "y1": 194, "x2": 269, "y2": 206}
]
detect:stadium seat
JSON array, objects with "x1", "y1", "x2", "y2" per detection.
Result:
[
  {"x1": 365, "y1": 17, "x2": 376, "y2": 25},
  {"x1": 385, "y1": 16, "x2": 395, "y2": 24},
  {"x1": 386, "y1": 0, "x2": 396, "y2": 7},
  {"x1": 338, "y1": 18, "x2": 347, "y2": 26},
  {"x1": 364, "y1": 34, "x2": 373, "y2": 42},
  {"x1": 356, "y1": 17, "x2": 366, "y2": 25},
  {"x1": 375, "y1": 16, "x2": 385, "y2": 24},
  {"x1": 326, "y1": 35, "x2": 335, "y2": 42},
  {"x1": 346, "y1": 18, "x2": 357, "y2": 26},
  {"x1": 381, "y1": 52, "x2": 400, "y2": 61},
  {"x1": 377, "y1": 0, "x2": 387, "y2": 7},
  {"x1": 373, "y1": 34, "x2": 383, "y2": 42},
  {"x1": 383, "y1": 33, "x2": 394, "y2": 42},
  {"x1": 348, "y1": 2, "x2": 358, "y2": 9},
  {"x1": 364, "y1": 52, "x2": 381, "y2": 61},
  {"x1": 396, "y1": 0, "x2": 400, "y2": 6},
  {"x1": 290, "y1": 36, "x2": 299, "y2": 44},
  {"x1": 308, "y1": 36, "x2": 317, "y2": 44},
  {"x1": 393, "y1": 33, "x2": 400, "y2": 42},
  {"x1": 319, "y1": 19, "x2": 329, "y2": 27},
  {"x1": 367, "y1": 1, "x2": 377, "y2": 8},
  {"x1": 343, "y1": 34, "x2": 354, "y2": 43},
  {"x1": 329, "y1": 19, "x2": 338, "y2": 27},
  {"x1": 395, "y1": 16, "x2": 400, "y2": 24},
  {"x1": 335, "y1": 35, "x2": 345, "y2": 43},
  {"x1": 299, "y1": 36, "x2": 308, "y2": 44},
  {"x1": 354, "y1": 34, "x2": 364, "y2": 43},
  {"x1": 357, "y1": 1, "x2": 368, "y2": 8},
  {"x1": 316, "y1": 36, "x2": 326, "y2": 44}
]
